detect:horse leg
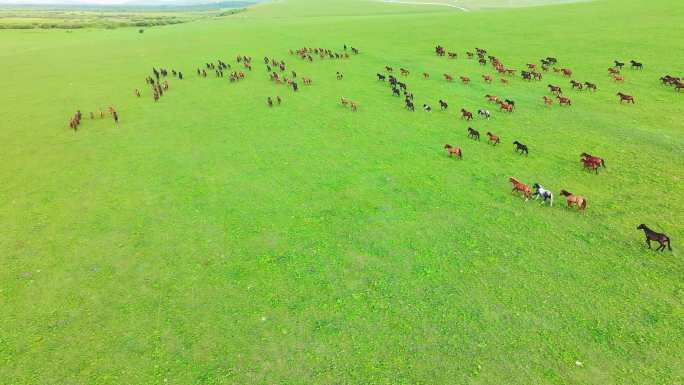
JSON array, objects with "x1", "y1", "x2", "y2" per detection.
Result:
[{"x1": 645, "y1": 239, "x2": 651, "y2": 249}]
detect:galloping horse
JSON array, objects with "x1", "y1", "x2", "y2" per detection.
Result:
[
  {"x1": 444, "y1": 144, "x2": 462, "y2": 159},
  {"x1": 581, "y1": 153, "x2": 606, "y2": 169},
  {"x1": 617, "y1": 92, "x2": 635, "y2": 103},
  {"x1": 461, "y1": 108, "x2": 473, "y2": 120},
  {"x1": 486, "y1": 132, "x2": 500, "y2": 145},
  {"x1": 509, "y1": 177, "x2": 531, "y2": 201},
  {"x1": 532, "y1": 183, "x2": 553, "y2": 206},
  {"x1": 467, "y1": 127, "x2": 480, "y2": 141},
  {"x1": 636, "y1": 224, "x2": 672, "y2": 251},
  {"x1": 560, "y1": 190, "x2": 587, "y2": 211}
]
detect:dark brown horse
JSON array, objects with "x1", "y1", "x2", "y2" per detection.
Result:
[
  {"x1": 636, "y1": 224, "x2": 672, "y2": 251},
  {"x1": 617, "y1": 92, "x2": 635, "y2": 103}
]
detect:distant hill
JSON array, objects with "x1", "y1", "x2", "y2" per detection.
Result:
[{"x1": 0, "y1": 0, "x2": 259, "y2": 9}]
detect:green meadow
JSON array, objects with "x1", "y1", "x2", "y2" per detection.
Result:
[{"x1": 0, "y1": 0, "x2": 682, "y2": 383}]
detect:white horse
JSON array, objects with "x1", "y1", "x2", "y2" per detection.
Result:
[{"x1": 533, "y1": 183, "x2": 553, "y2": 206}]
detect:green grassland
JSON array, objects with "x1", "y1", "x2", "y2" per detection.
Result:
[{"x1": 0, "y1": 0, "x2": 683, "y2": 384}]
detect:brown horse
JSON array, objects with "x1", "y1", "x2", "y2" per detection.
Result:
[
  {"x1": 613, "y1": 75, "x2": 625, "y2": 82},
  {"x1": 560, "y1": 190, "x2": 587, "y2": 211},
  {"x1": 461, "y1": 108, "x2": 473, "y2": 120},
  {"x1": 509, "y1": 177, "x2": 531, "y2": 201},
  {"x1": 400, "y1": 68, "x2": 410, "y2": 76},
  {"x1": 482, "y1": 74, "x2": 493, "y2": 83},
  {"x1": 581, "y1": 153, "x2": 606, "y2": 168},
  {"x1": 460, "y1": 76, "x2": 470, "y2": 84},
  {"x1": 444, "y1": 144, "x2": 462, "y2": 159},
  {"x1": 350, "y1": 101, "x2": 358, "y2": 112},
  {"x1": 557, "y1": 96, "x2": 571, "y2": 106},
  {"x1": 499, "y1": 101, "x2": 513, "y2": 112},
  {"x1": 543, "y1": 96, "x2": 554, "y2": 105},
  {"x1": 486, "y1": 132, "x2": 500, "y2": 145},
  {"x1": 636, "y1": 224, "x2": 672, "y2": 251},
  {"x1": 486, "y1": 94, "x2": 499, "y2": 103},
  {"x1": 581, "y1": 158, "x2": 602, "y2": 173},
  {"x1": 500, "y1": 78, "x2": 509, "y2": 85},
  {"x1": 617, "y1": 92, "x2": 635, "y2": 103},
  {"x1": 444, "y1": 73, "x2": 454, "y2": 82},
  {"x1": 561, "y1": 68, "x2": 572, "y2": 77},
  {"x1": 340, "y1": 97, "x2": 349, "y2": 106}
]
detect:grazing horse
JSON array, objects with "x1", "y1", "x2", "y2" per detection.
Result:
[
  {"x1": 557, "y1": 96, "x2": 571, "y2": 106},
  {"x1": 461, "y1": 108, "x2": 473, "y2": 120},
  {"x1": 532, "y1": 183, "x2": 553, "y2": 206},
  {"x1": 617, "y1": 92, "x2": 635, "y2": 103},
  {"x1": 444, "y1": 73, "x2": 454, "y2": 82},
  {"x1": 439, "y1": 100, "x2": 448, "y2": 110},
  {"x1": 513, "y1": 141, "x2": 529, "y2": 155},
  {"x1": 460, "y1": 76, "x2": 470, "y2": 84},
  {"x1": 630, "y1": 60, "x2": 643, "y2": 70},
  {"x1": 478, "y1": 109, "x2": 490, "y2": 119},
  {"x1": 509, "y1": 177, "x2": 531, "y2": 201},
  {"x1": 482, "y1": 74, "x2": 493, "y2": 83},
  {"x1": 444, "y1": 144, "x2": 462, "y2": 159},
  {"x1": 486, "y1": 132, "x2": 500, "y2": 145},
  {"x1": 560, "y1": 190, "x2": 587, "y2": 211},
  {"x1": 423, "y1": 72, "x2": 430, "y2": 79},
  {"x1": 543, "y1": 96, "x2": 554, "y2": 105},
  {"x1": 467, "y1": 127, "x2": 480, "y2": 141},
  {"x1": 584, "y1": 82, "x2": 597, "y2": 91},
  {"x1": 636, "y1": 224, "x2": 672, "y2": 251}
]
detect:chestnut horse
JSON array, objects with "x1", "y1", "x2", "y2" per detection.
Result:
[
  {"x1": 560, "y1": 190, "x2": 587, "y2": 211},
  {"x1": 617, "y1": 92, "x2": 635, "y2": 103},
  {"x1": 509, "y1": 177, "x2": 531, "y2": 201},
  {"x1": 486, "y1": 132, "x2": 500, "y2": 145},
  {"x1": 461, "y1": 108, "x2": 473, "y2": 120},
  {"x1": 444, "y1": 144, "x2": 462, "y2": 159},
  {"x1": 581, "y1": 153, "x2": 606, "y2": 168}
]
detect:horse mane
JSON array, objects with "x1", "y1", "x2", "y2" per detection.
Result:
[{"x1": 560, "y1": 189, "x2": 572, "y2": 196}]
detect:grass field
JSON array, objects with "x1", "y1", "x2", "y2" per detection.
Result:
[{"x1": 1, "y1": 0, "x2": 683, "y2": 383}]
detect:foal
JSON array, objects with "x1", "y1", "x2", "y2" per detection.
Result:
[{"x1": 636, "y1": 224, "x2": 672, "y2": 251}]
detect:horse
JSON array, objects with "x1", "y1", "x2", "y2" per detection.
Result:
[
  {"x1": 500, "y1": 78, "x2": 509, "y2": 85},
  {"x1": 385, "y1": 66, "x2": 393, "y2": 72},
  {"x1": 581, "y1": 153, "x2": 606, "y2": 169},
  {"x1": 444, "y1": 144, "x2": 462, "y2": 159},
  {"x1": 486, "y1": 132, "x2": 500, "y2": 145},
  {"x1": 267, "y1": 97, "x2": 273, "y2": 107},
  {"x1": 351, "y1": 101, "x2": 358, "y2": 112},
  {"x1": 423, "y1": 72, "x2": 430, "y2": 79},
  {"x1": 377, "y1": 73, "x2": 386, "y2": 81},
  {"x1": 460, "y1": 76, "x2": 470, "y2": 84},
  {"x1": 392, "y1": 87, "x2": 401, "y2": 97},
  {"x1": 400, "y1": 68, "x2": 410, "y2": 76},
  {"x1": 560, "y1": 190, "x2": 587, "y2": 211},
  {"x1": 504, "y1": 99, "x2": 516, "y2": 109},
  {"x1": 513, "y1": 141, "x2": 529, "y2": 155},
  {"x1": 135, "y1": 89, "x2": 141, "y2": 97},
  {"x1": 617, "y1": 92, "x2": 635, "y2": 103},
  {"x1": 423, "y1": 104, "x2": 432, "y2": 112},
  {"x1": 439, "y1": 100, "x2": 448, "y2": 110},
  {"x1": 482, "y1": 74, "x2": 493, "y2": 83},
  {"x1": 509, "y1": 177, "x2": 531, "y2": 201},
  {"x1": 561, "y1": 68, "x2": 572, "y2": 77},
  {"x1": 557, "y1": 96, "x2": 571, "y2": 106},
  {"x1": 486, "y1": 94, "x2": 499, "y2": 103},
  {"x1": 613, "y1": 75, "x2": 625, "y2": 82},
  {"x1": 584, "y1": 82, "x2": 597, "y2": 91},
  {"x1": 405, "y1": 99, "x2": 415, "y2": 111},
  {"x1": 570, "y1": 80, "x2": 583, "y2": 90},
  {"x1": 608, "y1": 67, "x2": 620, "y2": 75},
  {"x1": 630, "y1": 60, "x2": 643, "y2": 70},
  {"x1": 582, "y1": 157, "x2": 602, "y2": 173},
  {"x1": 467, "y1": 127, "x2": 480, "y2": 141},
  {"x1": 636, "y1": 224, "x2": 672, "y2": 251},
  {"x1": 543, "y1": 96, "x2": 554, "y2": 105},
  {"x1": 676, "y1": 82, "x2": 684, "y2": 92},
  {"x1": 448, "y1": 52, "x2": 458, "y2": 59},
  {"x1": 336, "y1": 72, "x2": 344, "y2": 80},
  {"x1": 614, "y1": 60, "x2": 625, "y2": 69},
  {"x1": 499, "y1": 102, "x2": 513, "y2": 112},
  {"x1": 444, "y1": 74, "x2": 453, "y2": 82},
  {"x1": 341, "y1": 97, "x2": 349, "y2": 106},
  {"x1": 461, "y1": 108, "x2": 473, "y2": 120},
  {"x1": 478, "y1": 109, "x2": 490, "y2": 119},
  {"x1": 532, "y1": 183, "x2": 553, "y2": 206}
]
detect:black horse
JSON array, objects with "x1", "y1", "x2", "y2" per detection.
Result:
[
  {"x1": 405, "y1": 99, "x2": 415, "y2": 111},
  {"x1": 439, "y1": 99, "x2": 448, "y2": 110},
  {"x1": 467, "y1": 127, "x2": 480, "y2": 141},
  {"x1": 513, "y1": 141, "x2": 528, "y2": 155},
  {"x1": 614, "y1": 60, "x2": 625, "y2": 69},
  {"x1": 630, "y1": 60, "x2": 643, "y2": 70},
  {"x1": 584, "y1": 82, "x2": 597, "y2": 91},
  {"x1": 377, "y1": 73, "x2": 386, "y2": 81},
  {"x1": 636, "y1": 224, "x2": 672, "y2": 251},
  {"x1": 392, "y1": 87, "x2": 400, "y2": 96}
]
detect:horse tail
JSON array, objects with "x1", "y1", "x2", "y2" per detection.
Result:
[
  {"x1": 667, "y1": 237, "x2": 672, "y2": 251},
  {"x1": 601, "y1": 159, "x2": 606, "y2": 168},
  {"x1": 581, "y1": 199, "x2": 587, "y2": 210}
]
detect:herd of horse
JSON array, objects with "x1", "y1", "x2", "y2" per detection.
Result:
[{"x1": 65, "y1": 42, "x2": 674, "y2": 251}]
